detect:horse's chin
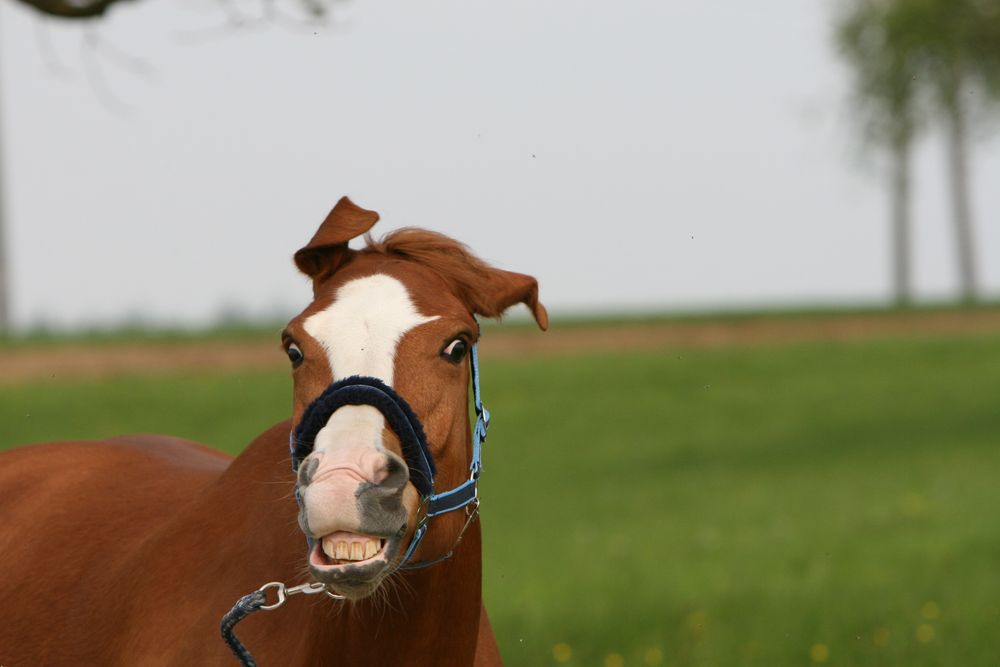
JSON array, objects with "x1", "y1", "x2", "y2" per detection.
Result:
[{"x1": 307, "y1": 530, "x2": 406, "y2": 599}]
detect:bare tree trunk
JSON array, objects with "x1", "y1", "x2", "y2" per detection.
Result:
[
  {"x1": 0, "y1": 184, "x2": 8, "y2": 333},
  {"x1": 945, "y1": 77, "x2": 979, "y2": 303},
  {"x1": 890, "y1": 136, "x2": 912, "y2": 306},
  {"x1": 0, "y1": 15, "x2": 9, "y2": 335}
]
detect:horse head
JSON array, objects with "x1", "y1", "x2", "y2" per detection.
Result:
[{"x1": 282, "y1": 196, "x2": 548, "y2": 599}]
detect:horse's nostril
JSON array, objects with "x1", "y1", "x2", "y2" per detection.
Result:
[
  {"x1": 377, "y1": 453, "x2": 408, "y2": 491},
  {"x1": 298, "y1": 456, "x2": 320, "y2": 487},
  {"x1": 385, "y1": 456, "x2": 403, "y2": 477}
]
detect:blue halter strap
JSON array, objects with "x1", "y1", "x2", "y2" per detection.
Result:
[
  {"x1": 289, "y1": 340, "x2": 489, "y2": 569},
  {"x1": 398, "y1": 342, "x2": 489, "y2": 568}
]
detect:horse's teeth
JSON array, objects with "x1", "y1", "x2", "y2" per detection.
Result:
[
  {"x1": 322, "y1": 536, "x2": 336, "y2": 559},
  {"x1": 321, "y1": 535, "x2": 382, "y2": 562}
]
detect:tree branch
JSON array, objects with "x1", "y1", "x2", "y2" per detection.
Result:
[{"x1": 13, "y1": 0, "x2": 132, "y2": 20}]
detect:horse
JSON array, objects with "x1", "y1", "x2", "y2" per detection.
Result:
[{"x1": 0, "y1": 196, "x2": 548, "y2": 666}]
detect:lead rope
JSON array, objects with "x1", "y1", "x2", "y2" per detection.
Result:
[{"x1": 221, "y1": 582, "x2": 344, "y2": 666}]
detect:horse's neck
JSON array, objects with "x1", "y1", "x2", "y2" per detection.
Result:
[
  {"x1": 293, "y1": 525, "x2": 484, "y2": 664},
  {"x1": 178, "y1": 421, "x2": 483, "y2": 664}
]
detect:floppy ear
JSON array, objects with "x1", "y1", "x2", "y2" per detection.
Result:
[
  {"x1": 473, "y1": 268, "x2": 549, "y2": 331},
  {"x1": 369, "y1": 227, "x2": 549, "y2": 330},
  {"x1": 294, "y1": 197, "x2": 379, "y2": 283}
]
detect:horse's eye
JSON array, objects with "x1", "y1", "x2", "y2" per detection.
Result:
[
  {"x1": 286, "y1": 343, "x2": 304, "y2": 366},
  {"x1": 442, "y1": 339, "x2": 468, "y2": 364}
]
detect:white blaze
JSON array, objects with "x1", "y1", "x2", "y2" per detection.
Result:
[{"x1": 303, "y1": 274, "x2": 437, "y2": 454}]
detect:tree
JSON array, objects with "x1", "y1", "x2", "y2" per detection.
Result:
[
  {"x1": 902, "y1": 0, "x2": 1000, "y2": 303},
  {"x1": 0, "y1": 11, "x2": 10, "y2": 334},
  {"x1": 837, "y1": 0, "x2": 923, "y2": 305},
  {"x1": 837, "y1": 0, "x2": 1000, "y2": 305}
]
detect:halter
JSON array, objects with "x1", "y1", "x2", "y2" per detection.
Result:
[
  {"x1": 221, "y1": 335, "x2": 491, "y2": 665},
  {"x1": 289, "y1": 341, "x2": 489, "y2": 569}
]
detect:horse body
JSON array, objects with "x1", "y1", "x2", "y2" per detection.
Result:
[
  {"x1": 0, "y1": 434, "x2": 231, "y2": 663},
  {"x1": 0, "y1": 197, "x2": 541, "y2": 665},
  {"x1": 1, "y1": 425, "x2": 496, "y2": 665}
]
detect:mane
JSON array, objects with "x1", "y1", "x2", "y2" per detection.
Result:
[{"x1": 361, "y1": 228, "x2": 508, "y2": 318}]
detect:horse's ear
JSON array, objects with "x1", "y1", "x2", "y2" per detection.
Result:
[
  {"x1": 474, "y1": 269, "x2": 549, "y2": 331},
  {"x1": 294, "y1": 197, "x2": 379, "y2": 281}
]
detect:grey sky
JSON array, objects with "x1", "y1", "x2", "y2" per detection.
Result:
[{"x1": 1, "y1": 0, "x2": 998, "y2": 329}]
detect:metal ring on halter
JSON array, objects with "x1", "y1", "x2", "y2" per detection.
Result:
[{"x1": 399, "y1": 498, "x2": 482, "y2": 571}]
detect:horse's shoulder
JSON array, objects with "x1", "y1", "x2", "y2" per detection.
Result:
[
  {"x1": 0, "y1": 436, "x2": 233, "y2": 665},
  {"x1": 0, "y1": 436, "x2": 231, "y2": 527},
  {"x1": 106, "y1": 433, "x2": 234, "y2": 468},
  {"x1": 1, "y1": 434, "x2": 231, "y2": 476}
]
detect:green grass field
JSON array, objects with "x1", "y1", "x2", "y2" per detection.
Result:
[{"x1": 2, "y1": 331, "x2": 999, "y2": 666}]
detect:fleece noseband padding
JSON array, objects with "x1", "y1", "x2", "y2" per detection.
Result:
[{"x1": 291, "y1": 375, "x2": 436, "y2": 498}]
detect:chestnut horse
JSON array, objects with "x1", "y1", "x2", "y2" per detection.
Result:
[{"x1": 0, "y1": 197, "x2": 547, "y2": 666}]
